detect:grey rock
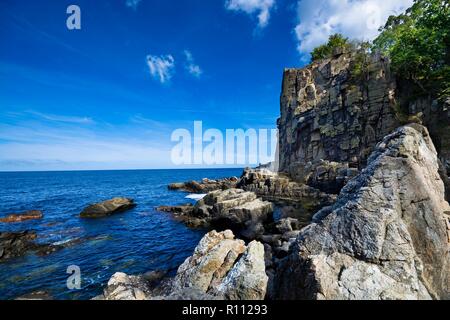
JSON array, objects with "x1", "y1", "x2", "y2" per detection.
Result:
[
  {"x1": 275, "y1": 125, "x2": 450, "y2": 300},
  {"x1": 80, "y1": 197, "x2": 136, "y2": 218}
]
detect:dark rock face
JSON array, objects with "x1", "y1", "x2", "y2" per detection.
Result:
[
  {"x1": 0, "y1": 210, "x2": 43, "y2": 223},
  {"x1": 274, "y1": 125, "x2": 450, "y2": 300},
  {"x1": 278, "y1": 51, "x2": 399, "y2": 180},
  {"x1": 80, "y1": 197, "x2": 136, "y2": 218},
  {"x1": 0, "y1": 231, "x2": 88, "y2": 262},
  {"x1": 0, "y1": 231, "x2": 38, "y2": 261},
  {"x1": 168, "y1": 177, "x2": 239, "y2": 193}
]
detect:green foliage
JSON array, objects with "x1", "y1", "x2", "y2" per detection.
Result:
[
  {"x1": 350, "y1": 42, "x2": 372, "y2": 83},
  {"x1": 311, "y1": 34, "x2": 352, "y2": 61},
  {"x1": 373, "y1": 0, "x2": 450, "y2": 98}
]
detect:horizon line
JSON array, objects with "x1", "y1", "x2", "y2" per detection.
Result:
[{"x1": 0, "y1": 166, "x2": 250, "y2": 174}]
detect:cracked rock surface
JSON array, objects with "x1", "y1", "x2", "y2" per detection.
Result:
[{"x1": 274, "y1": 124, "x2": 450, "y2": 300}]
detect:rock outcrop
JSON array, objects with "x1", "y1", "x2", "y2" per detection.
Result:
[
  {"x1": 0, "y1": 210, "x2": 43, "y2": 223},
  {"x1": 98, "y1": 230, "x2": 268, "y2": 300},
  {"x1": 169, "y1": 177, "x2": 239, "y2": 193},
  {"x1": 278, "y1": 51, "x2": 399, "y2": 179},
  {"x1": 237, "y1": 168, "x2": 336, "y2": 208},
  {"x1": 96, "y1": 272, "x2": 152, "y2": 300},
  {"x1": 159, "y1": 189, "x2": 274, "y2": 239},
  {"x1": 0, "y1": 231, "x2": 38, "y2": 261},
  {"x1": 274, "y1": 124, "x2": 450, "y2": 300},
  {"x1": 80, "y1": 197, "x2": 136, "y2": 218}
]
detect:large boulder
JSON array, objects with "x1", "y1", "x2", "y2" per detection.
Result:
[
  {"x1": 171, "y1": 230, "x2": 268, "y2": 300},
  {"x1": 275, "y1": 124, "x2": 450, "y2": 300},
  {"x1": 215, "y1": 240, "x2": 268, "y2": 300},
  {"x1": 174, "y1": 230, "x2": 246, "y2": 293},
  {"x1": 193, "y1": 189, "x2": 274, "y2": 238},
  {"x1": 98, "y1": 230, "x2": 268, "y2": 300},
  {"x1": 80, "y1": 197, "x2": 136, "y2": 218},
  {"x1": 0, "y1": 210, "x2": 43, "y2": 223},
  {"x1": 95, "y1": 272, "x2": 151, "y2": 300},
  {"x1": 237, "y1": 168, "x2": 336, "y2": 210}
]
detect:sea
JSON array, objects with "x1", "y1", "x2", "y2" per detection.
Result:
[{"x1": 0, "y1": 168, "x2": 243, "y2": 300}]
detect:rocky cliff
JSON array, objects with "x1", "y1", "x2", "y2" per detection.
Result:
[
  {"x1": 278, "y1": 51, "x2": 399, "y2": 179},
  {"x1": 274, "y1": 124, "x2": 450, "y2": 300},
  {"x1": 277, "y1": 50, "x2": 450, "y2": 198}
]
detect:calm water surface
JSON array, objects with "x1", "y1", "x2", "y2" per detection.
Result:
[{"x1": 0, "y1": 168, "x2": 243, "y2": 300}]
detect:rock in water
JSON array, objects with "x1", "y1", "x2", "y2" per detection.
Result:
[
  {"x1": 0, "y1": 210, "x2": 43, "y2": 223},
  {"x1": 275, "y1": 124, "x2": 450, "y2": 300},
  {"x1": 193, "y1": 189, "x2": 274, "y2": 238},
  {"x1": 98, "y1": 230, "x2": 268, "y2": 300},
  {"x1": 80, "y1": 197, "x2": 136, "y2": 218},
  {"x1": 15, "y1": 291, "x2": 53, "y2": 300},
  {"x1": 97, "y1": 272, "x2": 151, "y2": 300},
  {"x1": 0, "y1": 231, "x2": 38, "y2": 261}
]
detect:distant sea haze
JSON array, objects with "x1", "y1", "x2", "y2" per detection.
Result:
[{"x1": 0, "y1": 168, "x2": 243, "y2": 300}]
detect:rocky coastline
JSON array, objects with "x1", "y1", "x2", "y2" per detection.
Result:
[
  {"x1": 3, "y1": 48, "x2": 449, "y2": 301},
  {"x1": 100, "y1": 48, "x2": 449, "y2": 300}
]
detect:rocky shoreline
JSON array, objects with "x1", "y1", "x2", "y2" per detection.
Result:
[
  {"x1": 2, "y1": 48, "x2": 449, "y2": 301},
  {"x1": 101, "y1": 124, "x2": 449, "y2": 300}
]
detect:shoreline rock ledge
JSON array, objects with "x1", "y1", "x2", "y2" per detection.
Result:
[
  {"x1": 97, "y1": 230, "x2": 268, "y2": 300},
  {"x1": 80, "y1": 197, "x2": 136, "y2": 218},
  {"x1": 274, "y1": 124, "x2": 450, "y2": 300}
]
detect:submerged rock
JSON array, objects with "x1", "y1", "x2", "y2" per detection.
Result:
[
  {"x1": 0, "y1": 231, "x2": 38, "y2": 262},
  {"x1": 15, "y1": 291, "x2": 53, "y2": 300},
  {"x1": 80, "y1": 197, "x2": 136, "y2": 218},
  {"x1": 0, "y1": 210, "x2": 43, "y2": 223},
  {"x1": 275, "y1": 124, "x2": 450, "y2": 300}
]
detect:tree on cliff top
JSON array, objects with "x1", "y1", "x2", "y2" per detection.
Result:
[
  {"x1": 373, "y1": 0, "x2": 450, "y2": 99},
  {"x1": 310, "y1": 34, "x2": 352, "y2": 62}
]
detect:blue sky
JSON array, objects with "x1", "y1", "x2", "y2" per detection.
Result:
[{"x1": 0, "y1": 0, "x2": 412, "y2": 171}]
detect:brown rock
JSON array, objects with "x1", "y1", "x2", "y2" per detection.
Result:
[{"x1": 0, "y1": 210, "x2": 43, "y2": 223}]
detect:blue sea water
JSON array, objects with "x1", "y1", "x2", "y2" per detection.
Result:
[{"x1": 0, "y1": 168, "x2": 243, "y2": 300}]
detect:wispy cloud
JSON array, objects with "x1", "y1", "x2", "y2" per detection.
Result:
[
  {"x1": 0, "y1": 116, "x2": 173, "y2": 171},
  {"x1": 126, "y1": 0, "x2": 142, "y2": 10},
  {"x1": 225, "y1": 0, "x2": 275, "y2": 28},
  {"x1": 184, "y1": 50, "x2": 203, "y2": 78},
  {"x1": 146, "y1": 54, "x2": 175, "y2": 84},
  {"x1": 27, "y1": 111, "x2": 95, "y2": 125},
  {"x1": 295, "y1": 0, "x2": 413, "y2": 55}
]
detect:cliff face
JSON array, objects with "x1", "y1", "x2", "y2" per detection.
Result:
[
  {"x1": 274, "y1": 125, "x2": 450, "y2": 300},
  {"x1": 278, "y1": 50, "x2": 450, "y2": 199},
  {"x1": 278, "y1": 51, "x2": 399, "y2": 180}
]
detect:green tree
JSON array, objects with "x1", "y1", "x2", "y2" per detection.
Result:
[
  {"x1": 373, "y1": 0, "x2": 450, "y2": 98},
  {"x1": 311, "y1": 34, "x2": 351, "y2": 61}
]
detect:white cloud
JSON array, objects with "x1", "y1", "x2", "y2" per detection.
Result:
[
  {"x1": 295, "y1": 0, "x2": 414, "y2": 55},
  {"x1": 28, "y1": 111, "x2": 95, "y2": 124},
  {"x1": 126, "y1": 0, "x2": 142, "y2": 10},
  {"x1": 184, "y1": 50, "x2": 203, "y2": 78},
  {"x1": 146, "y1": 55, "x2": 175, "y2": 84},
  {"x1": 226, "y1": 0, "x2": 275, "y2": 28}
]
